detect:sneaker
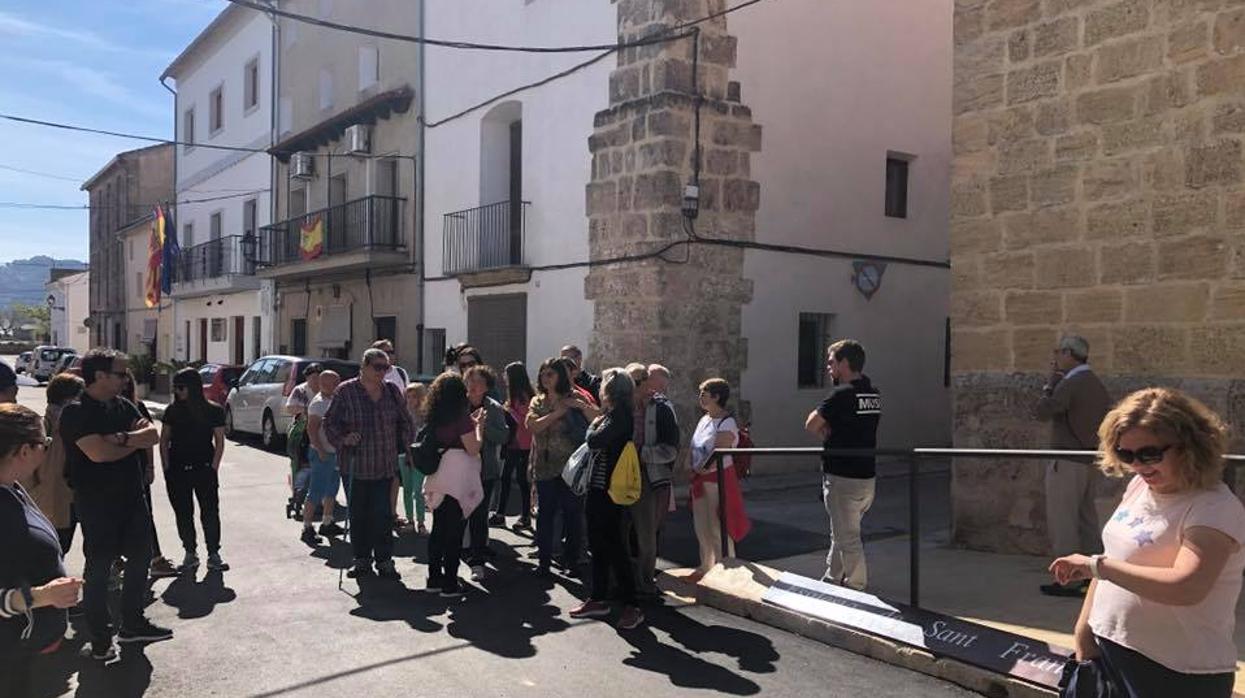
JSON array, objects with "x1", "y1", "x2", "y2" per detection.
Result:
[
  {"x1": 346, "y1": 563, "x2": 373, "y2": 579},
  {"x1": 617, "y1": 606, "x2": 645, "y2": 630},
  {"x1": 206, "y1": 553, "x2": 229, "y2": 572},
  {"x1": 300, "y1": 527, "x2": 320, "y2": 545},
  {"x1": 83, "y1": 640, "x2": 118, "y2": 662},
  {"x1": 515, "y1": 517, "x2": 532, "y2": 531},
  {"x1": 180, "y1": 552, "x2": 200, "y2": 573},
  {"x1": 569, "y1": 600, "x2": 611, "y2": 619},
  {"x1": 426, "y1": 573, "x2": 446, "y2": 591},
  {"x1": 376, "y1": 561, "x2": 400, "y2": 580},
  {"x1": 440, "y1": 579, "x2": 463, "y2": 598},
  {"x1": 488, "y1": 514, "x2": 505, "y2": 527},
  {"x1": 117, "y1": 619, "x2": 174, "y2": 643},
  {"x1": 470, "y1": 565, "x2": 486, "y2": 582},
  {"x1": 149, "y1": 556, "x2": 179, "y2": 579},
  {"x1": 319, "y1": 522, "x2": 345, "y2": 537}
]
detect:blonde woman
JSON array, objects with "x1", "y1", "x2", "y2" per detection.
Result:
[{"x1": 1050, "y1": 388, "x2": 1245, "y2": 697}]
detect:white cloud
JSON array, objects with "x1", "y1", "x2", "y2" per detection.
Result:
[{"x1": 0, "y1": 10, "x2": 174, "y2": 60}]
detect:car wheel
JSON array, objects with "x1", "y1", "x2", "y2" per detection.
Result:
[
  {"x1": 261, "y1": 410, "x2": 278, "y2": 451},
  {"x1": 224, "y1": 407, "x2": 236, "y2": 439}
]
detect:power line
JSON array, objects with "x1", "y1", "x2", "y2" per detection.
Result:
[
  {"x1": 226, "y1": 0, "x2": 769, "y2": 53},
  {"x1": 0, "y1": 164, "x2": 87, "y2": 183},
  {"x1": 0, "y1": 188, "x2": 269, "y2": 211}
]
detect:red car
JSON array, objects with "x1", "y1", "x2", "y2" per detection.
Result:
[{"x1": 199, "y1": 363, "x2": 245, "y2": 405}]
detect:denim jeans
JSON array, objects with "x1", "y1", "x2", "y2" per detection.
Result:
[
  {"x1": 535, "y1": 478, "x2": 581, "y2": 569},
  {"x1": 348, "y1": 477, "x2": 394, "y2": 565}
]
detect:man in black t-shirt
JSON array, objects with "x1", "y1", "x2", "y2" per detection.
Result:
[
  {"x1": 60, "y1": 348, "x2": 172, "y2": 660},
  {"x1": 805, "y1": 339, "x2": 882, "y2": 591}
]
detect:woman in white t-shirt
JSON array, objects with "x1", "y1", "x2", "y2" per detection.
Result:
[
  {"x1": 1050, "y1": 388, "x2": 1245, "y2": 697},
  {"x1": 689, "y1": 378, "x2": 749, "y2": 580}
]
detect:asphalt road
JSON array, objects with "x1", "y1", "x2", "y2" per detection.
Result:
[{"x1": 8, "y1": 359, "x2": 972, "y2": 698}]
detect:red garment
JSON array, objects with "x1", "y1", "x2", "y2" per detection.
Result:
[
  {"x1": 690, "y1": 466, "x2": 751, "y2": 543},
  {"x1": 573, "y1": 384, "x2": 598, "y2": 406}
]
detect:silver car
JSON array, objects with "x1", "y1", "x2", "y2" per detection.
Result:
[
  {"x1": 224, "y1": 356, "x2": 359, "y2": 450},
  {"x1": 32, "y1": 346, "x2": 77, "y2": 382}
]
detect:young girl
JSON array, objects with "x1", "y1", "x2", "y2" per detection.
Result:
[{"x1": 396, "y1": 383, "x2": 429, "y2": 535}]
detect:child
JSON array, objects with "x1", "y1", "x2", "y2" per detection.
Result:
[{"x1": 396, "y1": 383, "x2": 430, "y2": 535}]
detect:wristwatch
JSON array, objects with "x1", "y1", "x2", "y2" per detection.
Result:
[{"x1": 1089, "y1": 554, "x2": 1105, "y2": 579}]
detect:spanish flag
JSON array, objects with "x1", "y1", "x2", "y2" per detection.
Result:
[
  {"x1": 299, "y1": 214, "x2": 323, "y2": 261},
  {"x1": 144, "y1": 205, "x2": 167, "y2": 308}
]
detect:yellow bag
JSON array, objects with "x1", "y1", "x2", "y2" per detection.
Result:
[{"x1": 608, "y1": 442, "x2": 642, "y2": 506}]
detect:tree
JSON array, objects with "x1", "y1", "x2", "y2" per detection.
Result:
[{"x1": 8, "y1": 302, "x2": 50, "y2": 341}]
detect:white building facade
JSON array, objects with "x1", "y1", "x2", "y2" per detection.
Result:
[
  {"x1": 46, "y1": 269, "x2": 90, "y2": 353},
  {"x1": 421, "y1": 0, "x2": 952, "y2": 448},
  {"x1": 163, "y1": 5, "x2": 275, "y2": 366}
]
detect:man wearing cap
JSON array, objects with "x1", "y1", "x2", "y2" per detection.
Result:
[
  {"x1": 1035, "y1": 335, "x2": 1111, "y2": 597},
  {"x1": 0, "y1": 361, "x2": 16, "y2": 403}
]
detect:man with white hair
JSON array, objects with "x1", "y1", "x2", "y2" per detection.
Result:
[{"x1": 1035, "y1": 334, "x2": 1111, "y2": 597}]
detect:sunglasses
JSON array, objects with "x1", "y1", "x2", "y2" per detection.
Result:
[
  {"x1": 368, "y1": 362, "x2": 391, "y2": 372},
  {"x1": 1113, "y1": 444, "x2": 1173, "y2": 465}
]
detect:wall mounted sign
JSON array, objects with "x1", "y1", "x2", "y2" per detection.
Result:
[
  {"x1": 851, "y1": 261, "x2": 886, "y2": 300},
  {"x1": 762, "y1": 572, "x2": 1071, "y2": 690}
]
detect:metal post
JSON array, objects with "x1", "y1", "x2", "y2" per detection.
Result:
[
  {"x1": 715, "y1": 451, "x2": 729, "y2": 562},
  {"x1": 909, "y1": 456, "x2": 920, "y2": 608}
]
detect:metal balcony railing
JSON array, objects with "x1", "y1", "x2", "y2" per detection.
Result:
[
  {"x1": 442, "y1": 200, "x2": 529, "y2": 275},
  {"x1": 176, "y1": 235, "x2": 258, "y2": 283},
  {"x1": 258, "y1": 194, "x2": 405, "y2": 267}
]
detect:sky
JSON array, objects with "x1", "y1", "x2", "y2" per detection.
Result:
[{"x1": 0, "y1": 0, "x2": 226, "y2": 264}]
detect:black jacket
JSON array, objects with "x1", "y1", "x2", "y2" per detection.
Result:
[{"x1": 586, "y1": 408, "x2": 633, "y2": 490}]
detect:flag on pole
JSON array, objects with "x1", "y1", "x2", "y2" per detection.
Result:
[
  {"x1": 160, "y1": 205, "x2": 179, "y2": 297},
  {"x1": 299, "y1": 214, "x2": 323, "y2": 261},
  {"x1": 144, "y1": 205, "x2": 166, "y2": 308}
]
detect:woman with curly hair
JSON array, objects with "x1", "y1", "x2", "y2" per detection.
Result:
[
  {"x1": 421, "y1": 372, "x2": 484, "y2": 598},
  {"x1": 1050, "y1": 388, "x2": 1245, "y2": 697}
]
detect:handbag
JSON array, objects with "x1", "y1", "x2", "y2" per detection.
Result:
[
  {"x1": 410, "y1": 423, "x2": 446, "y2": 476},
  {"x1": 562, "y1": 442, "x2": 592, "y2": 496},
  {"x1": 1058, "y1": 658, "x2": 1120, "y2": 698},
  {"x1": 608, "y1": 442, "x2": 642, "y2": 505}
]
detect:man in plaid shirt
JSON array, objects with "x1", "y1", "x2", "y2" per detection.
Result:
[{"x1": 324, "y1": 348, "x2": 413, "y2": 579}]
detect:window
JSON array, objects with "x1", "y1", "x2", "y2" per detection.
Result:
[
  {"x1": 374, "y1": 316, "x2": 396, "y2": 352},
  {"x1": 183, "y1": 222, "x2": 194, "y2": 248},
  {"x1": 290, "y1": 188, "x2": 306, "y2": 218},
  {"x1": 135, "y1": 272, "x2": 143, "y2": 299},
  {"x1": 797, "y1": 312, "x2": 835, "y2": 388},
  {"x1": 885, "y1": 155, "x2": 910, "y2": 219},
  {"x1": 318, "y1": 69, "x2": 333, "y2": 111},
  {"x1": 210, "y1": 211, "x2": 223, "y2": 240},
  {"x1": 183, "y1": 107, "x2": 195, "y2": 150},
  {"x1": 291, "y1": 318, "x2": 307, "y2": 356},
  {"x1": 243, "y1": 199, "x2": 258, "y2": 237},
  {"x1": 210, "y1": 85, "x2": 224, "y2": 134},
  {"x1": 358, "y1": 46, "x2": 379, "y2": 91},
  {"x1": 424, "y1": 328, "x2": 446, "y2": 374},
  {"x1": 210, "y1": 318, "x2": 227, "y2": 342},
  {"x1": 244, "y1": 58, "x2": 260, "y2": 111}
]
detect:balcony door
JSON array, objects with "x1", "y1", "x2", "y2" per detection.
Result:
[
  {"x1": 376, "y1": 158, "x2": 399, "y2": 248},
  {"x1": 509, "y1": 120, "x2": 522, "y2": 265},
  {"x1": 209, "y1": 212, "x2": 223, "y2": 277},
  {"x1": 329, "y1": 173, "x2": 347, "y2": 250},
  {"x1": 233, "y1": 316, "x2": 245, "y2": 365},
  {"x1": 198, "y1": 318, "x2": 208, "y2": 362}
]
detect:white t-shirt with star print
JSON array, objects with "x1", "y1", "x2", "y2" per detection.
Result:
[{"x1": 1089, "y1": 475, "x2": 1245, "y2": 674}]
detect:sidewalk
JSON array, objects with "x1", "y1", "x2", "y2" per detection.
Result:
[{"x1": 666, "y1": 534, "x2": 1245, "y2": 695}]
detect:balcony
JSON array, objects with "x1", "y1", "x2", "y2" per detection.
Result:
[
  {"x1": 442, "y1": 200, "x2": 529, "y2": 276},
  {"x1": 258, "y1": 195, "x2": 407, "y2": 278},
  {"x1": 169, "y1": 235, "x2": 262, "y2": 299}
]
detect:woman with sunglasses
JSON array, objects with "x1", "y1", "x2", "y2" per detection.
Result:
[
  {"x1": 1050, "y1": 388, "x2": 1245, "y2": 697},
  {"x1": 0, "y1": 403, "x2": 82, "y2": 696},
  {"x1": 160, "y1": 368, "x2": 228, "y2": 573}
]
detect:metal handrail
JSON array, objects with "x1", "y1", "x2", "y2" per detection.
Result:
[
  {"x1": 442, "y1": 199, "x2": 530, "y2": 275},
  {"x1": 258, "y1": 194, "x2": 406, "y2": 267},
  {"x1": 706, "y1": 446, "x2": 1245, "y2": 608}
]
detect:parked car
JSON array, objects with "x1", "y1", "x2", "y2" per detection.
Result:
[
  {"x1": 32, "y1": 346, "x2": 77, "y2": 382},
  {"x1": 52, "y1": 353, "x2": 77, "y2": 376},
  {"x1": 63, "y1": 356, "x2": 83, "y2": 377},
  {"x1": 13, "y1": 352, "x2": 33, "y2": 374},
  {"x1": 199, "y1": 363, "x2": 245, "y2": 406},
  {"x1": 224, "y1": 356, "x2": 360, "y2": 450}
]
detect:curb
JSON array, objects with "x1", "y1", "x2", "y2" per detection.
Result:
[{"x1": 658, "y1": 561, "x2": 1055, "y2": 698}]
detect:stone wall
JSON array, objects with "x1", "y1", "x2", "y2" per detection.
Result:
[
  {"x1": 585, "y1": 0, "x2": 760, "y2": 430},
  {"x1": 952, "y1": 0, "x2": 1245, "y2": 552}
]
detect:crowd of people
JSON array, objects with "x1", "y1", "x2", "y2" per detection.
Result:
[{"x1": 3, "y1": 329, "x2": 1245, "y2": 697}]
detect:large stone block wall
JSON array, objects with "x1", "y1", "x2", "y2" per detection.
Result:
[
  {"x1": 952, "y1": 0, "x2": 1245, "y2": 552},
  {"x1": 585, "y1": 0, "x2": 760, "y2": 431}
]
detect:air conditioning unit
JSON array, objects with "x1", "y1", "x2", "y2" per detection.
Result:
[
  {"x1": 290, "y1": 152, "x2": 315, "y2": 179},
  {"x1": 346, "y1": 124, "x2": 371, "y2": 154}
]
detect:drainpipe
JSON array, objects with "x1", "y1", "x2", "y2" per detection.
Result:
[
  {"x1": 415, "y1": 0, "x2": 427, "y2": 373},
  {"x1": 160, "y1": 75, "x2": 178, "y2": 366},
  {"x1": 268, "y1": 2, "x2": 281, "y2": 357}
]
